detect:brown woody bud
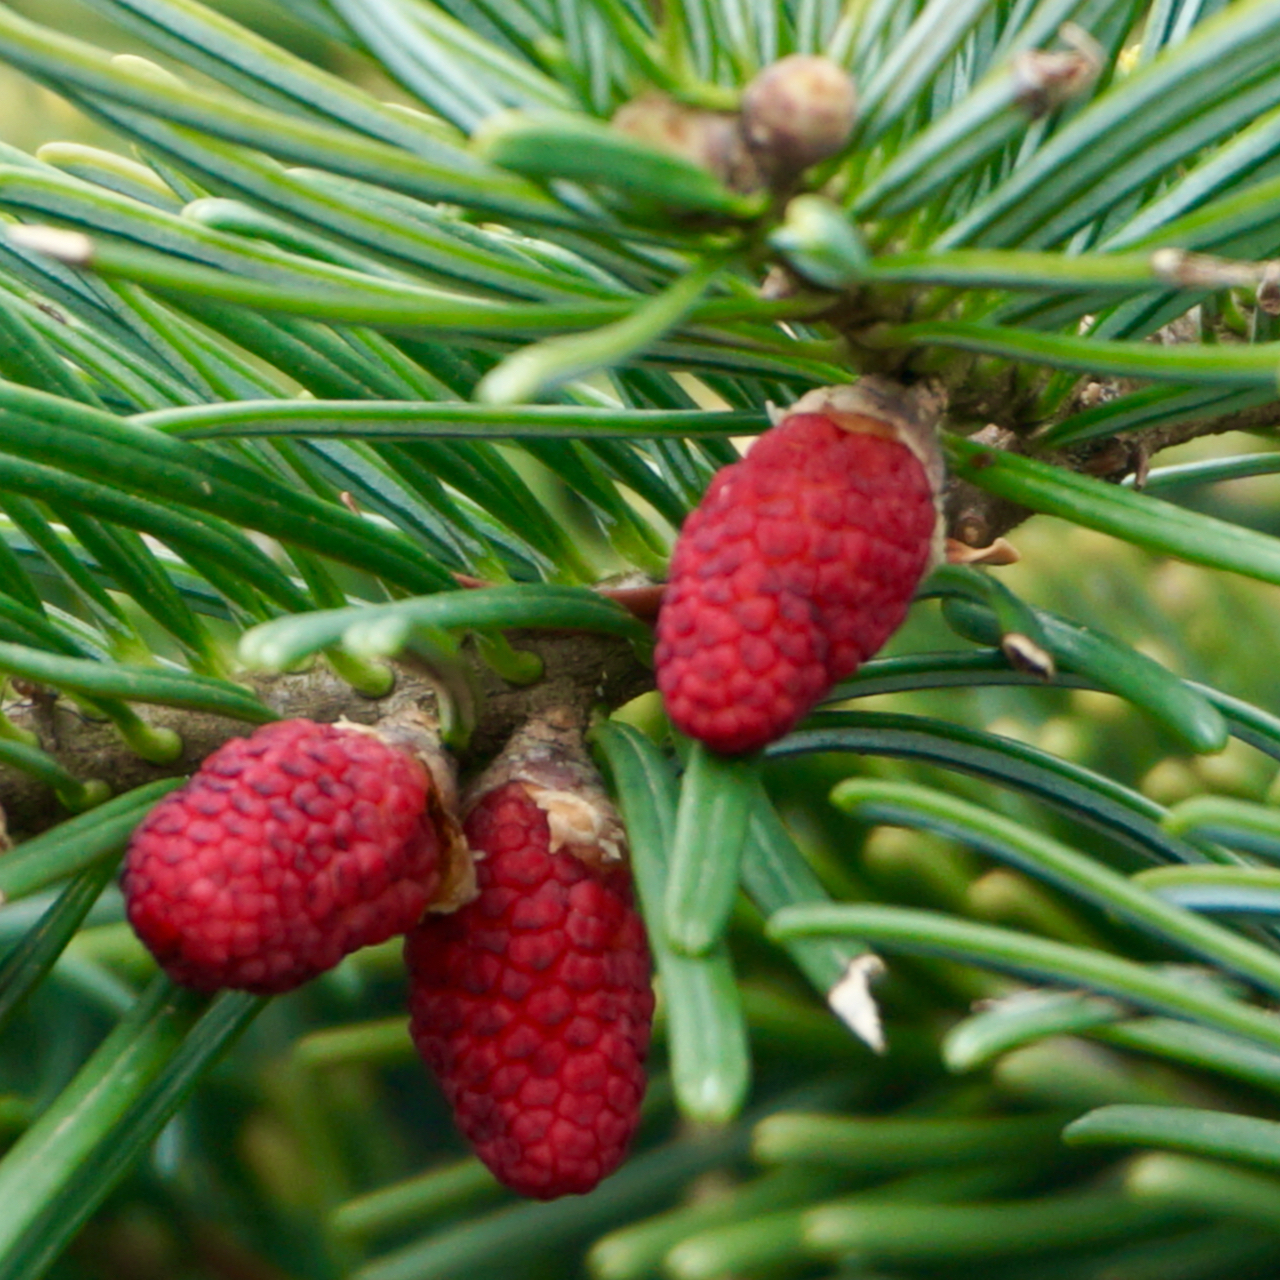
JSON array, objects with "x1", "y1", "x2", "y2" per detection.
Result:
[
  {"x1": 740, "y1": 55, "x2": 858, "y2": 181},
  {"x1": 1013, "y1": 23, "x2": 1102, "y2": 118},
  {"x1": 611, "y1": 92, "x2": 763, "y2": 193}
]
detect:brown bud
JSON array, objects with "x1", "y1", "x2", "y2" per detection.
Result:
[
  {"x1": 611, "y1": 92, "x2": 763, "y2": 193},
  {"x1": 1013, "y1": 23, "x2": 1101, "y2": 118},
  {"x1": 740, "y1": 55, "x2": 858, "y2": 181}
]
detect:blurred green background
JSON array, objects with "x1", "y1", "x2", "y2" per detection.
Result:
[{"x1": 0, "y1": 0, "x2": 382, "y2": 152}]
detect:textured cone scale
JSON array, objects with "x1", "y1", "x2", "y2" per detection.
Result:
[
  {"x1": 406, "y1": 766, "x2": 652, "y2": 1200},
  {"x1": 656, "y1": 384, "x2": 942, "y2": 754},
  {"x1": 123, "y1": 718, "x2": 443, "y2": 994}
]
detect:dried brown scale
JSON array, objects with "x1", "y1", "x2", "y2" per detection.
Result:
[
  {"x1": 458, "y1": 708, "x2": 628, "y2": 873},
  {"x1": 341, "y1": 704, "x2": 475, "y2": 914}
]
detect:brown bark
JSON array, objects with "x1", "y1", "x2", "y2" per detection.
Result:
[
  {"x1": 944, "y1": 383, "x2": 1280, "y2": 549},
  {"x1": 1, "y1": 629, "x2": 654, "y2": 839}
]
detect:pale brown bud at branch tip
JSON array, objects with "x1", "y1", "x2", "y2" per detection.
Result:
[
  {"x1": 740, "y1": 54, "x2": 858, "y2": 181},
  {"x1": 611, "y1": 92, "x2": 764, "y2": 193}
]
